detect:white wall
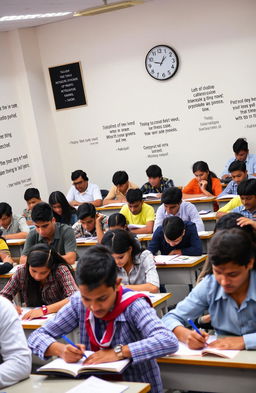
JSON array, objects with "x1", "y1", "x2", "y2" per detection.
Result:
[
  {"x1": 35, "y1": 0, "x2": 256, "y2": 192},
  {"x1": 1, "y1": 0, "x2": 256, "y2": 208}
]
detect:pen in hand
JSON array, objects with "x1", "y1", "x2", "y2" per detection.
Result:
[
  {"x1": 187, "y1": 319, "x2": 203, "y2": 336},
  {"x1": 61, "y1": 335, "x2": 87, "y2": 359}
]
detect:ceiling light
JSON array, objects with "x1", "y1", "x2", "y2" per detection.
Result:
[
  {"x1": 0, "y1": 12, "x2": 72, "y2": 22},
  {"x1": 74, "y1": 1, "x2": 143, "y2": 17}
]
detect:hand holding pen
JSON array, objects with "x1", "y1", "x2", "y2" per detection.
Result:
[
  {"x1": 186, "y1": 319, "x2": 208, "y2": 349},
  {"x1": 61, "y1": 335, "x2": 87, "y2": 363}
]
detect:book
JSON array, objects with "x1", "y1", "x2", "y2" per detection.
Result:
[
  {"x1": 216, "y1": 194, "x2": 237, "y2": 200},
  {"x1": 171, "y1": 337, "x2": 239, "y2": 359},
  {"x1": 154, "y1": 255, "x2": 197, "y2": 264},
  {"x1": 37, "y1": 351, "x2": 130, "y2": 378},
  {"x1": 142, "y1": 193, "x2": 161, "y2": 200},
  {"x1": 66, "y1": 376, "x2": 128, "y2": 393}
]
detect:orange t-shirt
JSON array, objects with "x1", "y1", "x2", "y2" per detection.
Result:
[{"x1": 182, "y1": 177, "x2": 222, "y2": 196}]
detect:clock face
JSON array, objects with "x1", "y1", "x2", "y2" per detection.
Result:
[{"x1": 145, "y1": 45, "x2": 179, "y2": 81}]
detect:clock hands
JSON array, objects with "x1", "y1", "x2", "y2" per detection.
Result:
[
  {"x1": 160, "y1": 56, "x2": 166, "y2": 65},
  {"x1": 154, "y1": 56, "x2": 166, "y2": 66}
]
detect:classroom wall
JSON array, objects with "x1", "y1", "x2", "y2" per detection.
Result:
[
  {"x1": 1, "y1": 0, "x2": 256, "y2": 210},
  {"x1": 35, "y1": 0, "x2": 256, "y2": 191}
]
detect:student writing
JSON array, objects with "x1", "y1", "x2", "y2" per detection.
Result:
[
  {"x1": 162, "y1": 229, "x2": 256, "y2": 350},
  {"x1": 49, "y1": 191, "x2": 77, "y2": 226},
  {"x1": 102, "y1": 229, "x2": 159, "y2": 293},
  {"x1": 28, "y1": 245, "x2": 178, "y2": 393},
  {"x1": 148, "y1": 216, "x2": 202, "y2": 256},
  {"x1": 0, "y1": 244, "x2": 78, "y2": 320}
]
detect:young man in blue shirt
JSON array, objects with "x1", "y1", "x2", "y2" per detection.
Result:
[
  {"x1": 232, "y1": 178, "x2": 256, "y2": 221},
  {"x1": 162, "y1": 229, "x2": 256, "y2": 350},
  {"x1": 148, "y1": 216, "x2": 202, "y2": 256},
  {"x1": 218, "y1": 161, "x2": 254, "y2": 197},
  {"x1": 28, "y1": 245, "x2": 178, "y2": 393}
]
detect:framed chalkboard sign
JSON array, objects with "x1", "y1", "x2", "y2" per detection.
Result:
[{"x1": 49, "y1": 62, "x2": 87, "y2": 110}]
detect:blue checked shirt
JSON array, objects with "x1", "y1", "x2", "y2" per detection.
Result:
[
  {"x1": 218, "y1": 175, "x2": 255, "y2": 197},
  {"x1": 28, "y1": 292, "x2": 178, "y2": 393},
  {"x1": 221, "y1": 154, "x2": 256, "y2": 177},
  {"x1": 231, "y1": 205, "x2": 256, "y2": 220}
]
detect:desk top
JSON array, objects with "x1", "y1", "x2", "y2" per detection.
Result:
[
  {"x1": 157, "y1": 349, "x2": 256, "y2": 369},
  {"x1": 201, "y1": 212, "x2": 217, "y2": 220},
  {"x1": 4, "y1": 375, "x2": 151, "y2": 393},
  {"x1": 156, "y1": 255, "x2": 207, "y2": 269},
  {"x1": 6, "y1": 239, "x2": 26, "y2": 246},
  {"x1": 21, "y1": 293, "x2": 172, "y2": 329}
]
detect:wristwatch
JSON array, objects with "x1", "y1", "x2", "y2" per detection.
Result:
[
  {"x1": 41, "y1": 305, "x2": 48, "y2": 315},
  {"x1": 114, "y1": 344, "x2": 124, "y2": 360}
]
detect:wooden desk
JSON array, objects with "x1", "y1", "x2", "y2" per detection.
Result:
[
  {"x1": 156, "y1": 255, "x2": 207, "y2": 287},
  {"x1": 6, "y1": 238, "x2": 25, "y2": 257},
  {"x1": 216, "y1": 196, "x2": 235, "y2": 208},
  {"x1": 4, "y1": 374, "x2": 151, "y2": 393},
  {"x1": 97, "y1": 200, "x2": 161, "y2": 216},
  {"x1": 198, "y1": 230, "x2": 214, "y2": 252},
  {"x1": 158, "y1": 350, "x2": 256, "y2": 393},
  {"x1": 201, "y1": 212, "x2": 217, "y2": 231}
]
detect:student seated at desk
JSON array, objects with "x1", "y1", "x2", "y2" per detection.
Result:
[
  {"x1": 0, "y1": 244, "x2": 78, "y2": 320},
  {"x1": 103, "y1": 170, "x2": 138, "y2": 205},
  {"x1": 0, "y1": 202, "x2": 29, "y2": 240},
  {"x1": 102, "y1": 229, "x2": 159, "y2": 293},
  {"x1": 0, "y1": 296, "x2": 31, "y2": 388},
  {"x1": 20, "y1": 202, "x2": 77, "y2": 265},
  {"x1": 216, "y1": 196, "x2": 242, "y2": 218},
  {"x1": 72, "y1": 203, "x2": 107, "y2": 240},
  {"x1": 148, "y1": 216, "x2": 202, "y2": 256},
  {"x1": 140, "y1": 164, "x2": 174, "y2": 196},
  {"x1": 66, "y1": 169, "x2": 102, "y2": 207},
  {"x1": 28, "y1": 245, "x2": 178, "y2": 393},
  {"x1": 154, "y1": 187, "x2": 204, "y2": 232},
  {"x1": 97, "y1": 212, "x2": 128, "y2": 243},
  {"x1": 49, "y1": 191, "x2": 77, "y2": 226},
  {"x1": 182, "y1": 161, "x2": 222, "y2": 198},
  {"x1": 22, "y1": 187, "x2": 42, "y2": 225},
  {"x1": 120, "y1": 189, "x2": 155, "y2": 234},
  {"x1": 162, "y1": 229, "x2": 256, "y2": 350},
  {"x1": 218, "y1": 161, "x2": 255, "y2": 197},
  {"x1": 0, "y1": 230, "x2": 15, "y2": 274},
  {"x1": 231, "y1": 178, "x2": 256, "y2": 221},
  {"x1": 221, "y1": 137, "x2": 256, "y2": 181}
]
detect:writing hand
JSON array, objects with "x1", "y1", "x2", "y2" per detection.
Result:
[
  {"x1": 22, "y1": 308, "x2": 44, "y2": 320},
  {"x1": 186, "y1": 330, "x2": 208, "y2": 349},
  {"x1": 61, "y1": 344, "x2": 86, "y2": 363},
  {"x1": 84, "y1": 349, "x2": 118, "y2": 365},
  {"x1": 208, "y1": 336, "x2": 245, "y2": 350}
]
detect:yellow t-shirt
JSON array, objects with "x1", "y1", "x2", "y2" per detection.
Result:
[
  {"x1": 0, "y1": 238, "x2": 9, "y2": 251},
  {"x1": 218, "y1": 196, "x2": 242, "y2": 213},
  {"x1": 120, "y1": 203, "x2": 155, "y2": 225}
]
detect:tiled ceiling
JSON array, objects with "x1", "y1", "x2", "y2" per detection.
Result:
[{"x1": 0, "y1": 0, "x2": 150, "y2": 32}]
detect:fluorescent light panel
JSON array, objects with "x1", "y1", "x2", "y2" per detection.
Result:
[
  {"x1": 0, "y1": 12, "x2": 72, "y2": 22},
  {"x1": 74, "y1": 1, "x2": 143, "y2": 16}
]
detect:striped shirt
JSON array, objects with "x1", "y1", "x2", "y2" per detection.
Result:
[
  {"x1": 28, "y1": 291, "x2": 178, "y2": 393},
  {"x1": 232, "y1": 205, "x2": 256, "y2": 220},
  {"x1": 141, "y1": 177, "x2": 174, "y2": 194},
  {"x1": 0, "y1": 264, "x2": 77, "y2": 305}
]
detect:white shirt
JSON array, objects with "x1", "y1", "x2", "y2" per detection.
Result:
[
  {"x1": 0, "y1": 296, "x2": 31, "y2": 388},
  {"x1": 153, "y1": 201, "x2": 205, "y2": 232},
  {"x1": 66, "y1": 182, "x2": 102, "y2": 203}
]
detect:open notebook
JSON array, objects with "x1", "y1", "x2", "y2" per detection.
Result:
[
  {"x1": 171, "y1": 336, "x2": 239, "y2": 359},
  {"x1": 66, "y1": 376, "x2": 128, "y2": 393},
  {"x1": 37, "y1": 351, "x2": 130, "y2": 378}
]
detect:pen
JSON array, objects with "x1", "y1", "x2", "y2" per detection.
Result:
[
  {"x1": 187, "y1": 319, "x2": 203, "y2": 336},
  {"x1": 61, "y1": 335, "x2": 87, "y2": 359}
]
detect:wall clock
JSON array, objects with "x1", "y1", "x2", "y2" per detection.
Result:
[{"x1": 145, "y1": 45, "x2": 179, "y2": 81}]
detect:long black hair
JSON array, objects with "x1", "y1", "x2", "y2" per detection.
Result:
[
  {"x1": 24, "y1": 243, "x2": 75, "y2": 306},
  {"x1": 49, "y1": 191, "x2": 76, "y2": 225},
  {"x1": 101, "y1": 229, "x2": 142, "y2": 262},
  {"x1": 192, "y1": 161, "x2": 218, "y2": 194}
]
